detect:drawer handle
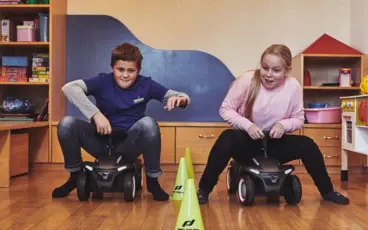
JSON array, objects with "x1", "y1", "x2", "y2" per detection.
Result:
[
  {"x1": 324, "y1": 136, "x2": 339, "y2": 140},
  {"x1": 323, "y1": 154, "x2": 338, "y2": 158},
  {"x1": 199, "y1": 134, "x2": 214, "y2": 139}
]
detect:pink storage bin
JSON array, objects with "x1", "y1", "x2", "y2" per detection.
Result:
[
  {"x1": 304, "y1": 107, "x2": 341, "y2": 124},
  {"x1": 17, "y1": 25, "x2": 36, "y2": 42}
]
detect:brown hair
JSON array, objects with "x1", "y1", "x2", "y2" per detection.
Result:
[
  {"x1": 244, "y1": 44, "x2": 292, "y2": 120},
  {"x1": 110, "y1": 43, "x2": 143, "y2": 70}
]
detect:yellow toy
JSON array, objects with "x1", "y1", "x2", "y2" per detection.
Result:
[{"x1": 360, "y1": 72, "x2": 368, "y2": 94}]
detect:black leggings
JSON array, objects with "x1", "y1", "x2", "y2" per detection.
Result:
[{"x1": 198, "y1": 129, "x2": 334, "y2": 196}]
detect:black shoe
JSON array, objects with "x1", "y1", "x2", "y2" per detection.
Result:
[
  {"x1": 146, "y1": 176, "x2": 169, "y2": 201},
  {"x1": 322, "y1": 190, "x2": 350, "y2": 205},
  {"x1": 197, "y1": 188, "x2": 209, "y2": 205}
]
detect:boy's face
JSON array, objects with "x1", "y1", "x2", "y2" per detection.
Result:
[{"x1": 111, "y1": 60, "x2": 139, "y2": 89}]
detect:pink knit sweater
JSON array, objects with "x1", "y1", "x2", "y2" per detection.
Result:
[{"x1": 219, "y1": 70, "x2": 304, "y2": 133}]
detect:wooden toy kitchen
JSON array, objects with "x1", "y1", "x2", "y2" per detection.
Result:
[{"x1": 340, "y1": 78, "x2": 368, "y2": 181}]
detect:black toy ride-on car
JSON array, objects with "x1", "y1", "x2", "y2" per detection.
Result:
[
  {"x1": 226, "y1": 131, "x2": 302, "y2": 206},
  {"x1": 77, "y1": 132, "x2": 143, "y2": 202}
]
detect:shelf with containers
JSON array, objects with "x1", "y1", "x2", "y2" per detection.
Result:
[
  {"x1": 291, "y1": 34, "x2": 368, "y2": 166},
  {"x1": 0, "y1": 0, "x2": 67, "y2": 167},
  {"x1": 0, "y1": 1, "x2": 50, "y2": 122}
]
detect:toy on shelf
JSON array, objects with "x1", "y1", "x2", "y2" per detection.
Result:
[
  {"x1": 30, "y1": 53, "x2": 49, "y2": 82},
  {"x1": 339, "y1": 68, "x2": 353, "y2": 87},
  {"x1": 360, "y1": 72, "x2": 368, "y2": 94},
  {"x1": 0, "y1": 56, "x2": 28, "y2": 82}
]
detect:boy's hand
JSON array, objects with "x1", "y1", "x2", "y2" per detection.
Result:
[
  {"x1": 164, "y1": 96, "x2": 187, "y2": 111},
  {"x1": 270, "y1": 122, "x2": 285, "y2": 139},
  {"x1": 92, "y1": 112, "x2": 112, "y2": 135}
]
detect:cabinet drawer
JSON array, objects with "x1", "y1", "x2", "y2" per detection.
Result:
[
  {"x1": 176, "y1": 127, "x2": 227, "y2": 164},
  {"x1": 11, "y1": 132, "x2": 29, "y2": 176},
  {"x1": 303, "y1": 128, "x2": 341, "y2": 147},
  {"x1": 160, "y1": 127, "x2": 175, "y2": 164},
  {"x1": 320, "y1": 146, "x2": 340, "y2": 166},
  {"x1": 319, "y1": 147, "x2": 361, "y2": 166},
  {"x1": 51, "y1": 126, "x2": 63, "y2": 163}
]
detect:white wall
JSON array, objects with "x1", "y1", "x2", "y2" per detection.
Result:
[
  {"x1": 67, "y1": 0, "x2": 357, "y2": 77},
  {"x1": 350, "y1": 0, "x2": 368, "y2": 53}
]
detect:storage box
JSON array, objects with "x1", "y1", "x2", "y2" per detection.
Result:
[
  {"x1": 304, "y1": 107, "x2": 342, "y2": 124},
  {"x1": 2, "y1": 56, "x2": 28, "y2": 66},
  {"x1": 16, "y1": 25, "x2": 36, "y2": 42},
  {"x1": 1, "y1": 19, "x2": 15, "y2": 41}
]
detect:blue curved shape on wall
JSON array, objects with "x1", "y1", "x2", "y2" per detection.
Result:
[{"x1": 66, "y1": 15, "x2": 235, "y2": 122}]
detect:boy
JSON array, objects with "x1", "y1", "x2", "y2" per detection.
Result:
[{"x1": 53, "y1": 43, "x2": 190, "y2": 201}]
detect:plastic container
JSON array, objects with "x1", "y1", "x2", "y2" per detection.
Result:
[
  {"x1": 304, "y1": 107, "x2": 341, "y2": 124},
  {"x1": 2, "y1": 56, "x2": 28, "y2": 67},
  {"x1": 16, "y1": 25, "x2": 35, "y2": 42},
  {"x1": 308, "y1": 103, "x2": 328, "y2": 108}
]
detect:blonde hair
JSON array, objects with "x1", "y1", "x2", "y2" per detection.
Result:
[{"x1": 244, "y1": 44, "x2": 292, "y2": 120}]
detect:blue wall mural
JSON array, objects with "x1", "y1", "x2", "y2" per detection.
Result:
[{"x1": 66, "y1": 15, "x2": 235, "y2": 122}]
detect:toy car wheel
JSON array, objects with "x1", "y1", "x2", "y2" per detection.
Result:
[
  {"x1": 123, "y1": 172, "x2": 136, "y2": 202},
  {"x1": 227, "y1": 161, "x2": 240, "y2": 193},
  {"x1": 135, "y1": 162, "x2": 143, "y2": 190},
  {"x1": 283, "y1": 175, "x2": 302, "y2": 205},
  {"x1": 77, "y1": 171, "x2": 90, "y2": 201},
  {"x1": 236, "y1": 175, "x2": 255, "y2": 206}
]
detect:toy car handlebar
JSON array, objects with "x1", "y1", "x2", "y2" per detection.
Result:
[
  {"x1": 108, "y1": 129, "x2": 127, "y2": 142},
  {"x1": 262, "y1": 131, "x2": 270, "y2": 139}
]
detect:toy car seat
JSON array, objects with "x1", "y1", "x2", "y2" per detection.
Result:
[{"x1": 77, "y1": 130, "x2": 143, "y2": 202}]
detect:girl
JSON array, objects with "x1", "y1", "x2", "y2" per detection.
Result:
[{"x1": 197, "y1": 44, "x2": 349, "y2": 205}]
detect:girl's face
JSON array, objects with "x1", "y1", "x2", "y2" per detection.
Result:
[{"x1": 260, "y1": 54, "x2": 288, "y2": 90}]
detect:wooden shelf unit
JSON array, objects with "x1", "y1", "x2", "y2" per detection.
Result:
[
  {"x1": 0, "y1": 81, "x2": 49, "y2": 85},
  {"x1": 0, "y1": 4, "x2": 50, "y2": 13},
  {"x1": 0, "y1": 0, "x2": 67, "y2": 168},
  {"x1": 293, "y1": 54, "x2": 365, "y2": 107},
  {"x1": 290, "y1": 34, "x2": 368, "y2": 167}
]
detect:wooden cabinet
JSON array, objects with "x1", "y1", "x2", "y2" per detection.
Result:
[
  {"x1": 160, "y1": 127, "x2": 175, "y2": 164},
  {"x1": 50, "y1": 122, "x2": 364, "y2": 168},
  {"x1": 302, "y1": 126, "x2": 362, "y2": 166},
  {"x1": 303, "y1": 127, "x2": 341, "y2": 166},
  {"x1": 10, "y1": 131, "x2": 29, "y2": 177},
  {"x1": 175, "y1": 127, "x2": 227, "y2": 164},
  {"x1": 0, "y1": 2, "x2": 68, "y2": 165}
]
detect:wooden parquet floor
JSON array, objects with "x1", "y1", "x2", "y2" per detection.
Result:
[{"x1": 0, "y1": 167, "x2": 367, "y2": 229}]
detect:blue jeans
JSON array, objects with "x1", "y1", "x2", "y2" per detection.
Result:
[{"x1": 57, "y1": 116, "x2": 163, "y2": 178}]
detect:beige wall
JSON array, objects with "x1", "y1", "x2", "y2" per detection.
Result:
[
  {"x1": 350, "y1": 0, "x2": 368, "y2": 54},
  {"x1": 68, "y1": 0, "x2": 359, "y2": 77}
]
